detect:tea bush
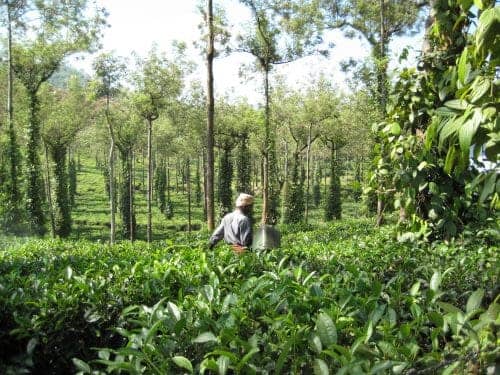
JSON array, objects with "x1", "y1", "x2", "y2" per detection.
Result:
[{"x1": 0, "y1": 220, "x2": 498, "y2": 374}]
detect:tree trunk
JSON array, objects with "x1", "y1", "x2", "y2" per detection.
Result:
[
  {"x1": 119, "y1": 147, "x2": 135, "y2": 241},
  {"x1": 206, "y1": 0, "x2": 216, "y2": 231},
  {"x1": 51, "y1": 144, "x2": 71, "y2": 238},
  {"x1": 325, "y1": 144, "x2": 342, "y2": 221},
  {"x1": 108, "y1": 139, "x2": 116, "y2": 244},
  {"x1": 130, "y1": 149, "x2": 135, "y2": 241},
  {"x1": 44, "y1": 143, "x2": 56, "y2": 238},
  {"x1": 261, "y1": 67, "x2": 270, "y2": 224},
  {"x1": 186, "y1": 157, "x2": 192, "y2": 233},
  {"x1": 5, "y1": 4, "x2": 21, "y2": 224},
  {"x1": 26, "y1": 92, "x2": 46, "y2": 235},
  {"x1": 378, "y1": 0, "x2": 388, "y2": 112},
  {"x1": 304, "y1": 123, "x2": 312, "y2": 223},
  {"x1": 147, "y1": 118, "x2": 153, "y2": 243}
]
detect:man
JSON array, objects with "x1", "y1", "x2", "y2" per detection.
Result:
[{"x1": 208, "y1": 193, "x2": 253, "y2": 254}]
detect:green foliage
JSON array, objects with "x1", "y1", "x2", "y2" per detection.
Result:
[
  {"x1": 217, "y1": 146, "x2": 233, "y2": 218},
  {"x1": 283, "y1": 155, "x2": 304, "y2": 224},
  {"x1": 325, "y1": 156, "x2": 342, "y2": 221},
  {"x1": 372, "y1": 0, "x2": 499, "y2": 239},
  {"x1": 0, "y1": 221, "x2": 497, "y2": 373},
  {"x1": 236, "y1": 134, "x2": 252, "y2": 195},
  {"x1": 155, "y1": 164, "x2": 167, "y2": 214}
]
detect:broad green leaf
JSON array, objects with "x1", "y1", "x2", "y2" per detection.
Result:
[
  {"x1": 222, "y1": 293, "x2": 238, "y2": 313},
  {"x1": 473, "y1": 0, "x2": 485, "y2": 10},
  {"x1": 309, "y1": 334, "x2": 323, "y2": 354},
  {"x1": 313, "y1": 358, "x2": 329, "y2": 375},
  {"x1": 371, "y1": 361, "x2": 394, "y2": 374},
  {"x1": 203, "y1": 285, "x2": 214, "y2": 303},
  {"x1": 475, "y1": 8, "x2": 499, "y2": 56},
  {"x1": 430, "y1": 271, "x2": 441, "y2": 292},
  {"x1": 217, "y1": 355, "x2": 230, "y2": 375},
  {"x1": 410, "y1": 281, "x2": 421, "y2": 296},
  {"x1": 172, "y1": 356, "x2": 193, "y2": 374},
  {"x1": 459, "y1": 118, "x2": 479, "y2": 154},
  {"x1": 467, "y1": 290, "x2": 484, "y2": 314},
  {"x1": 236, "y1": 347, "x2": 259, "y2": 372},
  {"x1": 317, "y1": 312, "x2": 337, "y2": 346},
  {"x1": 200, "y1": 358, "x2": 219, "y2": 374},
  {"x1": 364, "y1": 321, "x2": 373, "y2": 343},
  {"x1": 207, "y1": 350, "x2": 239, "y2": 363},
  {"x1": 457, "y1": 48, "x2": 468, "y2": 84},
  {"x1": 470, "y1": 76, "x2": 490, "y2": 103},
  {"x1": 444, "y1": 146, "x2": 457, "y2": 174},
  {"x1": 72, "y1": 358, "x2": 91, "y2": 374},
  {"x1": 438, "y1": 302, "x2": 463, "y2": 314},
  {"x1": 444, "y1": 99, "x2": 468, "y2": 111},
  {"x1": 192, "y1": 331, "x2": 218, "y2": 344},
  {"x1": 479, "y1": 173, "x2": 496, "y2": 203},
  {"x1": 302, "y1": 271, "x2": 316, "y2": 286},
  {"x1": 167, "y1": 301, "x2": 181, "y2": 321},
  {"x1": 390, "y1": 123, "x2": 401, "y2": 135},
  {"x1": 66, "y1": 266, "x2": 73, "y2": 280},
  {"x1": 439, "y1": 114, "x2": 466, "y2": 147},
  {"x1": 458, "y1": 0, "x2": 473, "y2": 10}
]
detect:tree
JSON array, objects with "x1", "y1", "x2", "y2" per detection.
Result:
[
  {"x1": 238, "y1": 0, "x2": 323, "y2": 224},
  {"x1": 11, "y1": 0, "x2": 106, "y2": 235},
  {"x1": 93, "y1": 53, "x2": 127, "y2": 245},
  {"x1": 321, "y1": 0, "x2": 427, "y2": 111},
  {"x1": 40, "y1": 77, "x2": 90, "y2": 237},
  {"x1": 198, "y1": 0, "x2": 230, "y2": 230},
  {"x1": 133, "y1": 46, "x2": 184, "y2": 243},
  {"x1": 1, "y1": 0, "x2": 26, "y2": 228}
]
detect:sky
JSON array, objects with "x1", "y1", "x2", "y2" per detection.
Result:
[{"x1": 70, "y1": 0, "x2": 424, "y2": 105}]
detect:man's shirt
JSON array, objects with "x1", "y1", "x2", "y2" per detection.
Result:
[{"x1": 209, "y1": 210, "x2": 252, "y2": 248}]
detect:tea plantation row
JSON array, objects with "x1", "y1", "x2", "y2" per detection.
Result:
[{"x1": 0, "y1": 220, "x2": 498, "y2": 374}]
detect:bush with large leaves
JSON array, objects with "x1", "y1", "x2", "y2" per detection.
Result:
[{"x1": 372, "y1": 1, "x2": 498, "y2": 239}]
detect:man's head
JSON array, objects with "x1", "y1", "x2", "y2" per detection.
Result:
[{"x1": 236, "y1": 193, "x2": 253, "y2": 212}]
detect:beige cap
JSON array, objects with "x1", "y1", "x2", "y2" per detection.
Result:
[{"x1": 236, "y1": 193, "x2": 253, "y2": 207}]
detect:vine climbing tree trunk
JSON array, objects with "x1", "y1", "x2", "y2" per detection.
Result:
[{"x1": 147, "y1": 118, "x2": 153, "y2": 243}]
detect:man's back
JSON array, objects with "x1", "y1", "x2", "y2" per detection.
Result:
[{"x1": 209, "y1": 209, "x2": 252, "y2": 248}]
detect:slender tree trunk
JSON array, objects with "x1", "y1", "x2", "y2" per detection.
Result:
[
  {"x1": 206, "y1": 0, "x2": 216, "y2": 231},
  {"x1": 5, "y1": 4, "x2": 21, "y2": 223},
  {"x1": 281, "y1": 141, "x2": 289, "y2": 221},
  {"x1": 379, "y1": 0, "x2": 387, "y2": 112},
  {"x1": 44, "y1": 143, "x2": 56, "y2": 238},
  {"x1": 129, "y1": 149, "x2": 135, "y2": 241},
  {"x1": 304, "y1": 123, "x2": 312, "y2": 223},
  {"x1": 186, "y1": 157, "x2": 192, "y2": 233},
  {"x1": 202, "y1": 151, "x2": 208, "y2": 220},
  {"x1": 108, "y1": 139, "x2": 116, "y2": 244},
  {"x1": 105, "y1": 99, "x2": 116, "y2": 245},
  {"x1": 147, "y1": 118, "x2": 153, "y2": 243},
  {"x1": 261, "y1": 67, "x2": 270, "y2": 224}
]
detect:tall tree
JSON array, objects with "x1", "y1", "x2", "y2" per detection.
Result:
[
  {"x1": 199, "y1": 0, "x2": 230, "y2": 230},
  {"x1": 238, "y1": 0, "x2": 324, "y2": 224},
  {"x1": 11, "y1": 0, "x2": 106, "y2": 235},
  {"x1": 40, "y1": 77, "x2": 90, "y2": 237},
  {"x1": 1, "y1": 0, "x2": 25, "y2": 228},
  {"x1": 133, "y1": 46, "x2": 183, "y2": 243},
  {"x1": 93, "y1": 53, "x2": 127, "y2": 245},
  {"x1": 206, "y1": 0, "x2": 216, "y2": 231}
]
